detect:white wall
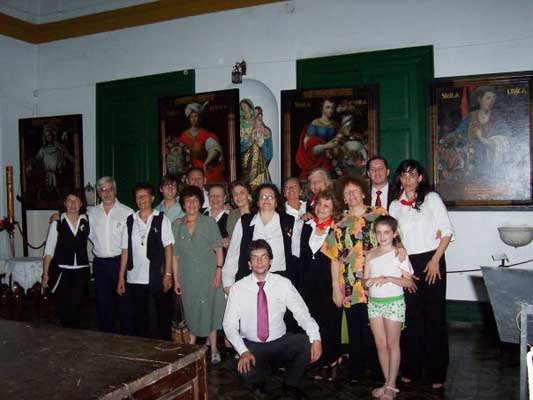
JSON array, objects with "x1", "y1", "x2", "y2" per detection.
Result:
[
  {"x1": 2, "y1": 0, "x2": 533, "y2": 299},
  {"x1": 0, "y1": 35, "x2": 36, "y2": 261}
]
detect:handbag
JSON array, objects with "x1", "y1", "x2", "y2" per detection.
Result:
[{"x1": 171, "y1": 295, "x2": 191, "y2": 344}]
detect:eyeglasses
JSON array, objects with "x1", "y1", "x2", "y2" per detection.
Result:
[
  {"x1": 259, "y1": 195, "x2": 275, "y2": 201},
  {"x1": 98, "y1": 187, "x2": 115, "y2": 193}
]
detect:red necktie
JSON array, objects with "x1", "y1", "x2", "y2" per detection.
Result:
[
  {"x1": 257, "y1": 281, "x2": 269, "y2": 342},
  {"x1": 375, "y1": 190, "x2": 382, "y2": 208}
]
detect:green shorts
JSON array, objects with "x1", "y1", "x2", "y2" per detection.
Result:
[{"x1": 368, "y1": 295, "x2": 405, "y2": 323}]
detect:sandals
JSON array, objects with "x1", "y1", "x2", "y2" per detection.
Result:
[
  {"x1": 371, "y1": 386, "x2": 386, "y2": 398},
  {"x1": 210, "y1": 351, "x2": 222, "y2": 365},
  {"x1": 380, "y1": 386, "x2": 399, "y2": 400}
]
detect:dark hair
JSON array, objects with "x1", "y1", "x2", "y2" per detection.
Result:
[
  {"x1": 160, "y1": 174, "x2": 179, "y2": 187},
  {"x1": 253, "y1": 183, "x2": 284, "y2": 214},
  {"x1": 313, "y1": 189, "x2": 342, "y2": 221},
  {"x1": 391, "y1": 159, "x2": 432, "y2": 209},
  {"x1": 179, "y1": 185, "x2": 205, "y2": 209},
  {"x1": 373, "y1": 215, "x2": 398, "y2": 233},
  {"x1": 248, "y1": 239, "x2": 273, "y2": 261},
  {"x1": 373, "y1": 215, "x2": 400, "y2": 246},
  {"x1": 208, "y1": 184, "x2": 227, "y2": 196},
  {"x1": 366, "y1": 156, "x2": 389, "y2": 172},
  {"x1": 59, "y1": 188, "x2": 87, "y2": 214},
  {"x1": 335, "y1": 175, "x2": 369, "y2": 208},
  {"x1": 185, "y1": 167, "x2": 205, "y2": 178},
  {"x1": 133, "y1": 182, "x2": 155, "y2": 197},
  {"x1": 283, "y1": 177, "x2": 301, "y2": 191},
  {"x1": 229, "y1": 180, "x2": 251, "y2": 208}
]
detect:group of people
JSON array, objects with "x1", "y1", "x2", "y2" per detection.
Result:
[{"x1": 41, "y1": 157, "x2": 454, "y2": 400}]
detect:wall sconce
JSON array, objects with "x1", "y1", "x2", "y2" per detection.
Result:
[{"x1": 231, "y1": 60, "x2": 247, "y2": 84}]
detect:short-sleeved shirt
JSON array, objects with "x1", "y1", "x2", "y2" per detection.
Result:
[
  {"x1": 367, "y1": 250, "x2": 413, "y2": 298},
  {"x1": 322, "y1": 207, "x2": 388, "y2": 307},
  {"x1": 121, "y1": 209, "x2": 174, "y2": 284},
  {"x1": 155, "y1": 199, "x2": 184, "y2": 223}
]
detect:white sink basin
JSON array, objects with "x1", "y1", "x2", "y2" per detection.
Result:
[{"x1": 498, "y1": 227, "x2": 533, "y2": 248}]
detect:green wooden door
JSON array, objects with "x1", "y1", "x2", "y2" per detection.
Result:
[
  {"x1": 96, "y1": 70, "x2": 194, "y2": 207},
  {"x1": 297, "y1": 46, "x2": 433, "y2": 171}
]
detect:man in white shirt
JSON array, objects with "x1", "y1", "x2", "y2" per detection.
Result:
[
  {"x1": 89, "y1": 176, "x2": 133, "y2": 333},
  {"x1": 223, "y1": 240, "x2": 322, "y2": 399},
  {"x1": 367, "y1": 156, "x2": 391, "y2": 209},
  {"x1": 185, "y1": 167, "x2": 209, "y2": 210}
]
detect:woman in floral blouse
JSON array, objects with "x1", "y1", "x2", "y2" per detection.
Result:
[{"x1": 322, "y1": 176, "x2": 387, "y2": 384}]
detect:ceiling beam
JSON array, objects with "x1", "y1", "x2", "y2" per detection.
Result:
[{"x1": 0, "y1": 0, "x2": 284, "y2": 44}]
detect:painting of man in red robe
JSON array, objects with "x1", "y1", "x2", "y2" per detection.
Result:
[
  {"x1": 177, "y1": 102, "x2": 225, "y2": 183},
  {"x1": 160, "y1": 89, "x2": 239, "y2": 184}
]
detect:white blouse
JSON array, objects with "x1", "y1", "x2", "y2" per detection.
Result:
[
  {"x1": 44, "y1": 214, "x2": 89, "y2": 269},
  {"x1": 305, "y1": 219, "x2": 330, "y2": 255},
  {"x1": 120, "y1": 210, "x2": 174, "y2": 284},
  {"x1": 389, "y1": 191, "x2": 454, "y2": 255}
]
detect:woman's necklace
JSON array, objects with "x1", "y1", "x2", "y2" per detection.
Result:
[{"x1": 135, "y1": 212, "x2": 151, "y2": 246}]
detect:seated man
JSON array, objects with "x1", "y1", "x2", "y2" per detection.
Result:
[{"x1": 223, "y1": 239, "x2": 322, "y2": 399}]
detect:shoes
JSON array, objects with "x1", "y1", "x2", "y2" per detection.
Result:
[
  {"x1": 210, "y1": 351, "x2": 221, "y2": 365},
  {"x1": 371, "y1": 386, "x2": 386, "y2": 398},
  {"x1": 282, "y1": 384, "x2": 308, "y2": 399},
  {"x1": 431, "y1": 383, "x2": 445, "y2": 391},
  {"x1": 380, "y1": 386, "x2": 399, "y2": 400}
]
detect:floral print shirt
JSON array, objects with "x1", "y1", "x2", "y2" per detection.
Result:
[{"x1": 321, "y1": 207, "x2": 388, "y2": 308}]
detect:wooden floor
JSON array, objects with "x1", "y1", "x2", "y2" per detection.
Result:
[{"x1": 0, "y1": 295, "x2": 520, "y2": 400}]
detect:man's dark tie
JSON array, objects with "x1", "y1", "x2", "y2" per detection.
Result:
[{"x1": 375, "y1": 190, "x2": 382, "y2": 208}]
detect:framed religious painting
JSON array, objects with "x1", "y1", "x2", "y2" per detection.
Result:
[
  {"x1": 159, "y1": 89, "x2": 239, "y2": 184},
  {"x1": 19, "y1": 114, "x2": 84, "y2": 210},
  {"x1": 429, "y1": 72, "x2": 533, "y2": 209},
  {"x1": 281, "y1": 86, "x2": 379, "y2": 183}
]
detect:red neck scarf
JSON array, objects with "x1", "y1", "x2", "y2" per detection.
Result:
[
  {"x1": 313, "y1": 216, "x2": 333, "y2": 231},
  {"x1": 400, "y1": 191, "x2": 417, "y2": 208}
]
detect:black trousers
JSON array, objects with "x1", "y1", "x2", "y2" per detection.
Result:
[
  {"x1": 401, "y1": 250, "x2": 449, "y2": 383},
  {"x1": 55, "y1": 267, "x2": 89, "y2": 328},
  {"x1": 124, "y1": 283, "x2": 172, "y2": 339},
  {"x1": 345, "y1": 303, "x2": 383, "y2": 381},
  {"x1": 241, "y1": 333, "x2": 311, "y2": 388},
  {"x1": 93, "y1": 256, "x2": 129, "y2": 333}
]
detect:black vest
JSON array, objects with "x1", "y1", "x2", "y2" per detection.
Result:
[
  {"x1": 236, "y1": 212, "x2": 295, "y2": 283},
  {"x1": 126, "y1": 213, "x2": 165, "y2": 291},
  {"x1": 52, "y1": 216, "x2": 90, "y2": 265}
]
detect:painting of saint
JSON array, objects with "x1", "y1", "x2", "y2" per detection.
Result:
[
  {"x1": 281, "y1": 87, "x2": 378, "y2": 182},
  {"x1": 431, "y1": 76, "x2": 532, "y2": 206},
  {"x1": 160, "y1": 90, "x2": 239, "y2": 184},
  {"x1": 240, "y1": 99, "x2": 273, "y2": 189},
  {"x1": 19, "y1": 115, "x2": 83, "y2": 210}
]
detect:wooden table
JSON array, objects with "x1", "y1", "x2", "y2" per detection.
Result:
[{"x1": 0, "y1": 320, "x2": 207, "y2": 399}]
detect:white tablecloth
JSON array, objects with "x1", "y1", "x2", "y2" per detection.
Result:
[{"x1": 2, "y1": 257, "x2": 43, "y2": 292}]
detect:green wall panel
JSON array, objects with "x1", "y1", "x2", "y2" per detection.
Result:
[
  {"x1": 297, "y1": 46, "x2": 434, "y2": 172},
  {"x1": 96, "y1": 70, "x2": 194, "y2": 207}
]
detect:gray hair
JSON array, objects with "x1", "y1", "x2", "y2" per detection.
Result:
[
  {"x1": 96, "y1": 176, "x2": 117, "y2": 192},
  {"x1": 308, "y1": 168, "x2": 332, "y2": 189}
]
